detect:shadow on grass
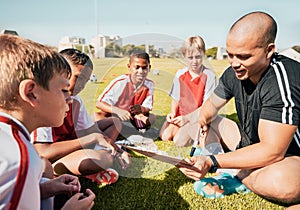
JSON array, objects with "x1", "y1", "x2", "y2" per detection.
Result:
[{"x1": 81, "y1": 165, "x2": 192, "y2": 210}]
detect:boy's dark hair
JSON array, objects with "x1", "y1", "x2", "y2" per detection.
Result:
[
  {"x1": 129, "y1": 50, "x2": 150, "y2": 63},
  {"x1": 59, "y1": 48, "x2": 93, "y2": 69}
]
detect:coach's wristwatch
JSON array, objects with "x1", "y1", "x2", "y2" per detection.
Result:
[{"x1": 208, "y1": 155, "x2": 219, "y2": 173}]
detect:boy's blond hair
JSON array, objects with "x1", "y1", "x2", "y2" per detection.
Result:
[
  {"x1": 181, "y1": 35, "x2": 206, "y2": 57},
  {"x1": 0, "y1": 34, "x2": 71, "y2": 110}
]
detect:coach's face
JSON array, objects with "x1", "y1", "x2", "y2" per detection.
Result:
[{"x1": 226, "y1": 29, "x2": 275, "y2": 85}]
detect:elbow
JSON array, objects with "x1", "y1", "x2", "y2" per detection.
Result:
[
  {"x1": 96, "y1": 101, "x2": 102, "y2": 109},
  {"x1": 266, "y1": 149, "x2": 285, "y2": 164}
]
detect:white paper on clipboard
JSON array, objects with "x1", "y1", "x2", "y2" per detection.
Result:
[{"x1": 123, "y1": 145, "x2": 197, "y2": 169}]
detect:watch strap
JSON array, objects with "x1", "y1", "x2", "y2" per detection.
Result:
[{"x1": 208, "y1": 155, "x2": 219, "y2": 173}]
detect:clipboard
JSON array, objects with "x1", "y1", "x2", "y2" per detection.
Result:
[{"x1": 123, "y1": 145, "x2": 197, "y2": 169}]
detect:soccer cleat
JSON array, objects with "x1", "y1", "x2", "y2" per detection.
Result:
[
  {"x1": 194, "y1": 172, "x2": 250, "y2": 198},
  {"x1": 85, "y1": 168, "x2": 119, "y2": 186}
]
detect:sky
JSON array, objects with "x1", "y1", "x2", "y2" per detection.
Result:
[{"x1": 1, "y1": 0, "x2": 299, "y2": 51}]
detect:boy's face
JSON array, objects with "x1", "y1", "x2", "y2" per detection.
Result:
[
  {"x1": 127, "y1": 57, "x2": 151, "y2": 86},
  {"x1": 69, "y1": 64, "x2": 92, "y2": 96},
  {"x1": 38, "y1": 74, "x2": 71, "y2": 127},
  {"x1": 185, "y1": 49, "x2": 204, "y2": 73}
]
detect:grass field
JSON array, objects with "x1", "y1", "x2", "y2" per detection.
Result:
[{"x1": 78, "y1": 58, "x2": 285, "y2": 210}]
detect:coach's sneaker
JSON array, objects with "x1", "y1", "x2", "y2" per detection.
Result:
[
  {"x1": 194, "y1": 172, "x2": 250, "y2": 198},
  {"x1": 85, "y1": 168, "x2": 119, "y2": 186}
]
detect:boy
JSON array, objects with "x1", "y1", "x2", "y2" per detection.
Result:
[
  {"x1": 159, "y1": 35, "x2": 217, "y2": 146},
  {"x1": 32, "y1": 49, "x2": 130, "y2": 186},
  {"x1": 0, "y1": 34, "x2": 95, "y2": 209},
  {"x1": 95, "y1": 51, "x2": 156, "y2": 137}
]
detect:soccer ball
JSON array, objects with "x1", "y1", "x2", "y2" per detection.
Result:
[{"x1": 89, "y1": 73, "x2": 97, "y2": 82}]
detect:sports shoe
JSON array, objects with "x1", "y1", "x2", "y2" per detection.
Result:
[
  {"x1": 194, "y1": 172, "x2": 250, "y2": 198},
  {"x1": 85, "y1": 168, "x2": 119, "y2": 186}
]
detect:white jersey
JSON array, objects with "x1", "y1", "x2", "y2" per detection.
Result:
[
  {"x1": 0, "y1": 112, "x2": 43, "y2": 210},
  {"x1": 31, "y1": 95, "x2": 94, "y2": 143}
]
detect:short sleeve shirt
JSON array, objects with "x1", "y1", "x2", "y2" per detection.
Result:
[
  {"x1": 31, "y1": 95, "x2": 94, "y2": 143},
  {"x1": 97, "y1": 74, "x2": 154, "y2": 110},
  {"x1": 170, "y1": 66, "x2": 217, "y2": 116},
  {"x1": 0, "y1": 113, "x2": 43, "y2": 210},
  {"x1": 214, "y1": 54, "x2": 300, "y2": 155}
]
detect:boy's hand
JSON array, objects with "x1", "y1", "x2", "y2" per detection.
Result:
[
  {"x1": 114, "y1": 107, "x2": 132, "y2": 121},
  {"x1": 62, "y1": 188, "x2": 95, "y2": 210},
  {"x1": 166, "y1": 113, "x2": 175, "y2": 123},
  {"x1": 115, "y1": 151, "x2": 131, "y2": 169},
  {"x1": 54, "y1": 174, "x2": 81, "y2": 195},
  {"x1": 40, "y1": 174, "x2": 81, "y2": 198},
  {"x1": 129, "y1": 105, "x2": 142, "y2": 115},
  {"x1": 96, "y1": 134, "x2": 115, "y2": 153},
  {"x1": 170, "y1": 116, "x2": 188, "y2": 127}
]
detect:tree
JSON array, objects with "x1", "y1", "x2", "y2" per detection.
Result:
[
  {"x1": 105, "y1": 42, "x2": 121, "y2": 57},
  {"x1": 206, "y1": 47, "x2": 218, "y2": 59},
  {"x1": 121, "y1": 44, "x2": 146, "y2": 56}
]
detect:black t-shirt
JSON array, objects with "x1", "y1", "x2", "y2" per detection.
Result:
[{"x1": 214, "y1": 54, "x2": 300, "y2": 155}]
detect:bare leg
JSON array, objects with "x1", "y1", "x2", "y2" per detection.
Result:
[
  {"x1": 159, "y1": 120, "x2": 179, "y2": 141},
  {"x1": 286, "y1": 204, "x2": 300, "y2": 209},
  {"x1": 41, "y1": 157, "x2": 54, "y2": 178},
  {"x1": 238, "y1": 156, "x2": 300, "y2": 205},
  {"x1": 209, "y1": 115, "x2": 241, "y2": 151},
  {"x1": 96, "y1": 116, "x2": 122, "y2": 141},
  {"x1": 173, "y1": 123, "x2": 196, "y2": 147},
  {"x1": 52, "y1": 149, "x2": 113, "y2": 176}
]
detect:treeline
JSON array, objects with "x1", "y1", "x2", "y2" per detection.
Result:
[{"x1": 105, "y1": 42, "x2": 160, "y2": 58}]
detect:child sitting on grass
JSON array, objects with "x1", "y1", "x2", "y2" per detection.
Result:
[
  {"x1": 95, "y1": 51, "x2": 156, "y2": 137},
  {"x1": 0, "y1": 34, "x2": 95, "y2": 210},
  {"x1": 159, "y1": 35, "x2": 217, "y2": 147},
  {"x1": 31, "y1": 48, "x2": 130, "y2": 186}
]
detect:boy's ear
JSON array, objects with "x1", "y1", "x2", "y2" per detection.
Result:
[
  {"x1": 19, "y1": 79, "x2": 38, "y2": 106},
  {"x1": 127, "y1": 63, "x2": 131, "y2": 69}
]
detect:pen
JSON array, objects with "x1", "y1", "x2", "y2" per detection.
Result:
[{"x1": 190, "y1": 127, "x2": 202, "y2": 157}]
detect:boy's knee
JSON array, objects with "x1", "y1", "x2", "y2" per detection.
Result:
[
  {"x1": 160, "y1": 130, "x2": 172, "y2": 141},
  {"x1": 111, "y1": 116, "x2": 122, "y2": 132}
]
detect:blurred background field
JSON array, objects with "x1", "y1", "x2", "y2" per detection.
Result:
[
  {"x1": 79, "y1": 58, "x2": 285, "y2": 210},
  {"x1": 80, "y1": 57, "x2": 234, "y2": 120}
]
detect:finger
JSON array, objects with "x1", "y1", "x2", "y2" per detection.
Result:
[
  {"x1": 122, "y1": 152, "x2": 131, "y2": 164},
  {"x1": 76, "y1": 180, "x2": 81, "y2": 192},
  {"x1": 88, "y1": 201, "x2": 95, "y2": 210},
  {"x1": 109, "y1": 147, "x2": 116, "y2": 156},
  {"x1": 73, "y1": 192, "x2": 84, "y2": 200},
  {"x1": 184, "y1": 157, "x2": 194, "y2": 164},
  {"x1": 118, "y1": 156, "x2": 127, "y2": 169},
  {"x1": 85, "y1": 189, "x2": 96, "y2": 200},
  {"x1": 110, "y1": 148, "x2": 117, "y2": 156},
  {"x1": 178, "y1": 168, "x2": 201, "y2": 180},
  {"x1": 202, "y1": 124, "x2": 209, "y2": 132}
]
